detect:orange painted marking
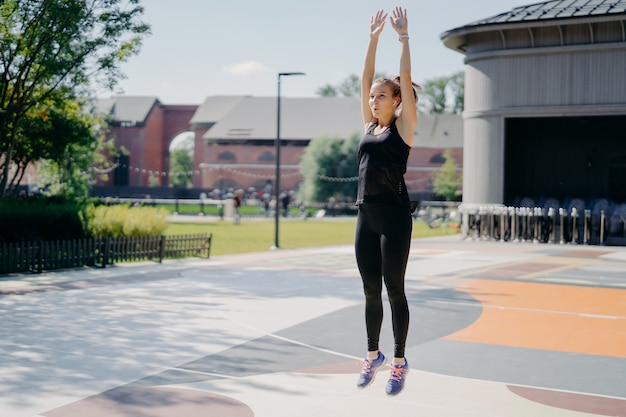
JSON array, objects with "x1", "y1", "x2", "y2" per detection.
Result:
[{"x1": 445, "y1": 280, "x2": 626, "y2": 358}]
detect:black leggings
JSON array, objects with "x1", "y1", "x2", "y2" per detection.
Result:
[{"x1": 355, "y1": 203, "x2": 412, "y2": 359}]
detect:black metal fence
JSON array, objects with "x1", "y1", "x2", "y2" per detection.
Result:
[
  {"x1": 0, "y1": 234, "x2": 212, "y2": 275},
  {"x1": 462, "y1": 205, "x2": 626, "y2": 245}
]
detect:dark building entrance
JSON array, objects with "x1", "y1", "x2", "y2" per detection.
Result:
[
  {"x1": 504, "y1": 115, "x2": 626, "y2": 206},
  {"x1": 113, "y1": 154, "x2": 130, "y2": 187}
]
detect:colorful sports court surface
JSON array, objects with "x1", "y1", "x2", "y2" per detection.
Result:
[{"x1": 1, "y1": 235, "x2": 625, "y2": 416}]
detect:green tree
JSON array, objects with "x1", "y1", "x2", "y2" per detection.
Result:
[
  {"x1": 0, "y1": 0, "x2": 150, "y2": 196},
  {"x1": 31, "y1": 96, "x2": 115, "y2": 196},
  {"x1": 448, "y1": 71, "x2": 465, "y2": 114},
  {"x1": 317, "y1": 73, "x2": 386, "y2": 97},
  {"x1": 419, "y1": 71, "x2": 465, "y2": 114},
  {"x1": 316, "y1": 84, "x2": 339, "y2": 97},
  {"x1": 419, "y1": 76, "x2": 448, "y2": 114},
  {"x1": 319, "y1": 72, "x2": 464, "y2": 113},
  {"x1": 432, "y1": 149, "x2": 462, "y2": 201},
  {"x1": 299, "y1": 133, "x2": 360, "y2": 202},
  {"x1": 169, "y1": 148, "x2": 193, "y2": 188},
  {"x1": 338, "y1": 74, "x2": 360, "y2": 97}
]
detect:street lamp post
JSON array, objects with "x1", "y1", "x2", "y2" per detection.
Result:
[{"x1": 274, "y1": 72, "x2": 305, "y2": 249}]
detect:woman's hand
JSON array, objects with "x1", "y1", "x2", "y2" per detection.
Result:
[
  {"x1": 370, "y1": 9, "x2": 387, "y2": 38},
  {"x1": 390, "y1": 6, "x2": 408, "y2": 36}
]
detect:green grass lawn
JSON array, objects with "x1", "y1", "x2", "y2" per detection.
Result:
[{"x1": 164, "y1": 218, "x2": 459, "y2": 256}]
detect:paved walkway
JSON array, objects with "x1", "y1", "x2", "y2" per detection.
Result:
[{"x1": 1, "y1": 235, "x2": 625, "y2": 417}]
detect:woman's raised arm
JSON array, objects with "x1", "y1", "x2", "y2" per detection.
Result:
[
  {"x1": 361, "y1": 10, "x2": 387, "y2": 127},
  {"x1": 390, "y1": 7, "x2": 417, "y2": 146}
]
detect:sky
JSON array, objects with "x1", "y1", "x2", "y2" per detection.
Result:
[{"x1": 111, "y1": 0, "x2": 530, "y2": 104}]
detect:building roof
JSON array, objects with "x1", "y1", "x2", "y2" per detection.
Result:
[
  {"x1": 189, "y1": 96, "x2": 247, "y2": 126},
  {"x1": 95, "y1": 96, "x2": 160, "y2": 125},
  {"x1": 415, "y1": 113, "x2": 463, "y2": 148},
  {"x1": 200, "y1": 96, "x2": 363, "y2": 141},
  {"x1": 442, "y1": 0, "x2": 626, "y2": 38},
  {"x1": 93, "y1": 97, "x2": 116, "y2": 117},
  {"x1": 197, "y1": 96, "x2": 462, "y2": 148}
]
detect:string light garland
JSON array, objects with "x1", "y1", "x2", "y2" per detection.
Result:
[{"x1": 88, "y1": 163, "x2": 432, "y2": 184}]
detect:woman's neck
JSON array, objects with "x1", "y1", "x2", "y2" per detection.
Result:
[{"x1": 377, "y1": 116, "x2": 394, "y2": 129}]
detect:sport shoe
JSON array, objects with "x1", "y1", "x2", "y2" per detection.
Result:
[
  {"x1": 385, "y1": 359, "x2": 409, "y2": 396},
  {"x1": 356, "y1": 351, "x2": 386, "y2": 388}
]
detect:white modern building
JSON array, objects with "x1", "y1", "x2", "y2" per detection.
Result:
[{"x1": 441, "y1": 0, "x2": 626, "y2": 213}]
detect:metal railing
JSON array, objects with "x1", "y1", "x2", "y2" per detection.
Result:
[
  {"x1": 461, "y1": 206, "x2": 616, "y2": 245},
  {"x1": 0, "y1": 234, "x2": 212, "y2": 275}
]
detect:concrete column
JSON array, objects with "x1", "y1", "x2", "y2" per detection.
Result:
[{"x1": 461, "y1": 115, "x2": 504, "y2": 205}]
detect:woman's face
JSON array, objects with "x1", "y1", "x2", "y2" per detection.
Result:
[{"x1": 369, "y1": 82, "x2": 397, "y2": 119}]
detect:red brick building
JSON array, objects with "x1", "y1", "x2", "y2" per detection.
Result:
[
  {"x1": 97, "y1": 95, "x2": 462, "y2": 200},
  {"x1": 189, "y1": 96, "x2": 463, "y2": 199},
  {"x1": 97, "y1": 96, "x2": 198, "y2": 187}
]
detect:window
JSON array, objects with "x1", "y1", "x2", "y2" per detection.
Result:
[
  {"x1": 218, "y1": 151, "x2": 237, "y2": 162},
  {"x1": 429, "y1": 153, "x2": 446, "y2": 164},
  {"x1": 258, "y1": 151, "x2": 275, "y2": 162}
]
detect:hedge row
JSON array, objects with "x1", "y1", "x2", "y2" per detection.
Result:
[{"x1": 0, "y1": 196, "x2": 168, "y2": 243}]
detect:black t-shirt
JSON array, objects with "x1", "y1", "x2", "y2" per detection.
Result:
[{"x1": 356, "y1": 120, "x2": 410, "y2": 206}]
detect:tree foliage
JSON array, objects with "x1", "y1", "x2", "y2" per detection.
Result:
[
  {"x1": 432, "y1": 149, "x2": 462, "y2": 201},
  {"x1": 316, "y1": 85, "x2": 338, "y2": 97},
  {"x1": 299, "y1": 133, "x2": 360, "y2": 202},
  {"x1": 419, "y1": 71, "x2": 464, "y2": 114},
  {"x1": 318, "y1": 71, "x2": 464, "y2": 115},
  {"x1": 317, "y1": 73, "x2": 386, "y2": 97},
  {"x1": 448, "y1": 71, "x2": 465, "y2": 114},
  {"x1": 169, "y1": 148, "x2": 193, "y2": 188},
  {"x1": 0, "y1": 0, "x2": 150, "y2": 196},
  {"x1": 419, "y1": 76, "x2": 448, "y2": 114},
  {"x1": 168, "y1": 133, "x2": 193, "y2": 188},
  {"x1": 28, "y1": 97, "x2": 116, "y2": 196}
]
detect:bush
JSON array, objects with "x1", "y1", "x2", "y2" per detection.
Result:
[
  {"x1": 0, "y1": 196, "x2": 88, "y2": 242},
  {"x1": 0, "y1": 197, "x2": 168, "y2": 242},
  {"x1": 86, "y1": 205, "x2": 168, "y2": 237}
]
